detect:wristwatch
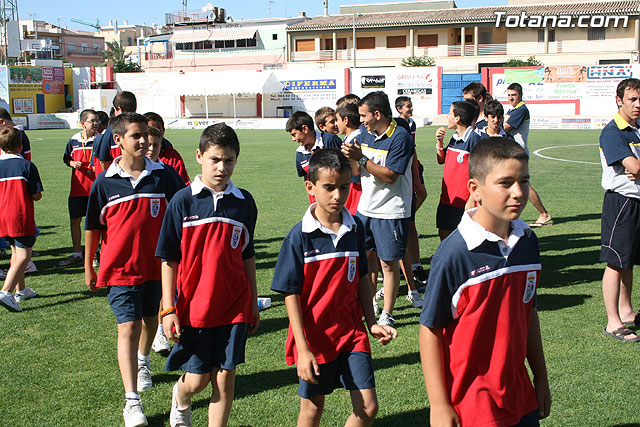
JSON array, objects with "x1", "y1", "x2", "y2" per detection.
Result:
[{"x1": 358, "y1": 155, "x2": 368, "y2": 167}]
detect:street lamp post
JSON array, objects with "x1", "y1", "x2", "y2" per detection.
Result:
[{"x1": 352, "y1": 12, "x2": 356, "y2": 68}]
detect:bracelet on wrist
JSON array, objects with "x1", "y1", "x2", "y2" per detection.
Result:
[{"x1": 160, "y1": 306, "x2": 176, "y2": 317}]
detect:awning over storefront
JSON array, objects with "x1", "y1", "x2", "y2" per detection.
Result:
[
  {"x1": 177, "y1": 71, "x2": 283, "y2": 96},
  {"x1": 169, "y1": 28, "x2": 257, "y2": 43}
]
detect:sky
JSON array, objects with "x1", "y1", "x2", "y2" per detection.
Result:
[{"x1": 20, "y1": 0, "x2": 507, "y2": 31}]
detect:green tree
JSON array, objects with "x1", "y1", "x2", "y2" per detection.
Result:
[
  {"x1": 103, "y1": 41, "x2": 143, "y2": 73},
  {"x1": 504, "y1": 56, "x2": 542, "y2": 67},
  {"x1": 401, "y1": 56, "x2": 436, "y2": 67}
]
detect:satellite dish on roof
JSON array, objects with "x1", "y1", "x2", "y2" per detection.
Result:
[{"x1": 202, "y1": 3, "x2": 214, "y2": 13}]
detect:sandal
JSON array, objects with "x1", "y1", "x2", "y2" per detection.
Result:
[{"x1": 602, "y1": 327, "x2": 640, "y2": 342}]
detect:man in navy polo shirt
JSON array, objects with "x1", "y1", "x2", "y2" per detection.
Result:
[
  {"x1": 342, "y1": 91, "x2": 414, "y2": 327},
  {"x1": 600, "y1": 78, "x2": 640, "y2": 342}
]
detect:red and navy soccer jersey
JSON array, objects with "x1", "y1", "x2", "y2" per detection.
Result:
[
  {"x1": 85, "y1": 157, "x2": 184, "y2": 287},
  {"x1": 440, "y1": 127, "x2": 482, "y2": 208},
  {"x1": 420, "y1": 211, "x2": 541, "y2": 427},
  {"x1": 92, "y1": 126, "x2": 121, "y2": 175},
  {"x1": 156, "y1": 177, "x2": 257, "y2": 328},
  {"x1": 1, "y1": 130, "x2": 32, "y2": 161},
  {"x1": 271, "y1": 206, "x2": 371, "y2": 366},
  {"x1": 63, "y1": 132, "x2": 96, "y2": 197},
  {"x1": 159, "y1": 138, "x2": 190, "y2": 185},
  {"x1": 0, "y1": 154, "x2": 43, "y2": 237}
]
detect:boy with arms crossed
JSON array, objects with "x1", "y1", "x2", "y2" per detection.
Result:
[
  {"x1": 420, "y1": 137, "x2": 551, "y2": 426},
  {"x1": 157, "y1": 123, "x2": 259, "y2": 427},
  {"x1": 84, "y1": 113, "x2": 183, "y2": 427},
  {"x1": 271, "y1": 148, "x2": 396, "y2": 427}
]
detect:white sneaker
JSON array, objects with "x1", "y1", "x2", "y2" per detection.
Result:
[
  {"x1": 170, "y1": 383, "x2": 193, "y2": 427},
  {"x1": 405, "y1": 292, "x2": 423, "y2": 308},
  {"x1": 58, "y1": 254, "x2": 82, "y2": 266},
  {"x1": 375, "y1": 287, "x2": 385, "y2": 300},
  {"x1": 15, "y1": 287, "x2": 38, "y2": 302},
  {"x1": 0, "y1": 292, "x2": 21, "y2": 312},
  {"x1": 137, "y1": 364, "x2": 153, "y2": 392},
  {"x1": 152, "y1": 327, "x2": 171, "y2": 356},
  {"x1": 378, "y1": 312, "x2": 395, "y2": 328},
  {"x1": 123, "y1": 399, "x2": 148, "y2": 427},
  {"x1": 24, "y1": 260, "x2": 37, "y2": 274},
  {"x1": 372, "y1": 301, "x2": 380, "y2": 317}
]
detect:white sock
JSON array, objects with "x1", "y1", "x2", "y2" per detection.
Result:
[
  {"x1": 125, "y1": 392, "x2": 140, "y2": 401},
  {"x1": 137, "y1": 351, "x2": 150, "y2": 366},
  {"x1": 410, "y1": 290, "x2": 419, "y2": 296},
  {"x1": 15, "y1": 289, "x2": 24, "y2": 295},
  {"x1": 157, "y1": 324, "x2": 163, "y2": 333},
  {"x1": 0, "y1": 290, "x2": 10, "y2": 296}
]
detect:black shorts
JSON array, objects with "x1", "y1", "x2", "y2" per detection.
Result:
[
  {"x1": 436, "y1": 202, "x2": 465, "y2": 231},
  {"x1": 600, "y1": 191, "x2": 640, "y2": 269},
  {"x1": 68, "y1": 196, "x2": 89, "y2": 219},
  {"x1": 3, "y1": 234, "x2": 37, "y2": 249}
]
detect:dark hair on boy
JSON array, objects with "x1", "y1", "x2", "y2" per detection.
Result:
[
  {"x1": 465, "y1": 98, "x2": 480, "y2": 123},
  {"x1": 143, "y1": 112, "x2": 164, "y2": 130},
  {"x1": 469, "y1": 137, "x2": 529, "y2": 183},
  {"x1": 148, "y1": 126, "x2": 162, "y2": 139},
  {"x1": 507, "y1": 83, "x2": 523, "y2": 97},
  {"x1": 484, "y1": 100, "x2": 504, "y2": 119},
  {"x1": 359, "y1": 91, "x2": 392, "y2": 119},
  {"x1": 616, "y1": 78, "x2": 640, "y2": 102},
  {"x1": 200, "y1": 122, "x2": 240, "y2": 156},
  {"x1": 109, "y1": 107, "x2": 116, "y2": 119},
  {"x1": 314, "y1": 106, "x2": 336, "y2": 130},
  {"x1": 395, "y1": 96, "x2": 411, "y2": 111},
  {"x1": 111, "y1": 112, "x2": 148, "y2": 137},
  {"x1": 0, "y1": 127, "x2": 22, "y2": 153},
  {"x1": 462, "y1": 82, "x2": 487, "y2": 102},
  {"x1": 336, "y1": 103, "x2": 360, "y2": 128},
  {"x1": 452, "y1": 101, "x2": 475, "y2": 127},
  {"x1": 286, "y1": 111, "x2": 314, "y2": 133},
  {"x1": 96, "y1": 110, "x2": 109, "y2": 126},
  {"x1": 113, "y1": 91, "x2": 137, "y2": 113},
  {"x1": 0, "y1": 107, "x2": 12, "y2": 121},
  {"x1": 485, "y1": 92, "x2": 494, "y2": 103},
  {"x1": 336, "y1": 93, "x2": 360, "y2": 108},
  {"x1": 307, "y1": 148, "x2": 351, "y2": 184},
  {"x1": 79, "y1": 109, "x2": 97, "y2": 122}
]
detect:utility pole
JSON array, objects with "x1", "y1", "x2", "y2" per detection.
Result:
[{"x1": 1, "y1": 0, "x2": 19, "y2": 64}]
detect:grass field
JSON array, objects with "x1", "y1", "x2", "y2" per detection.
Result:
[{"x1": 1, "y1": 126, "x2": 638, "y2": 426}]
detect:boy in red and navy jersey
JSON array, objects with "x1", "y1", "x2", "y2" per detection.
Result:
[
  {"x1": 92, "y1": 91, "x2": 137, "y2": 176},
  {"x1": 272, "y1": 148, "x2": 396, "y2": 426},
  {"x1": 84, "y1": 112, "x2": 184, "y2": 427},
  {"x1": 0, "y1": 127, "x2": 42, "y2": 313},
  {"x1": 420, "y1": 137, "x2": 550, "y2": 427},
  {"x1": 144, "y1": 112, "x2": 190, "y2": 185},
  {"x1": 435, "y1": 100, "x2": 482, "y2": 241},
  {"x1": 0, "y1": 108, "x2": 32, "y2": 160},
  {"x1": 157, "y1": 123, "x2": 259, "y2": 427},
  {"x1": 59, "y1": 109, "x2": 98, "y2": 266}
]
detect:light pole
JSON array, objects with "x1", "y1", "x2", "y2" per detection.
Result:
[{"x1": 352, "y1": 12, "x2": 356, "y2": 68}]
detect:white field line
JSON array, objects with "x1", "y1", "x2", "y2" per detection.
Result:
[{"x1": 532, "y1": 144, "x2": 600, "y2": 165}]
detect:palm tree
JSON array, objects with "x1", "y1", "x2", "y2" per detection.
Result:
[{"x1": 102, "y1": 41, "x2": 127, "y2": 66}]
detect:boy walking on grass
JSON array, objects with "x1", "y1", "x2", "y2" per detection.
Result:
[
  {"x1": 0, "y1": 127, "x2": 43, "y2": 312},
  {"x1": 420, "y1": 137, "x2": 551, "y2": 426},
  {"x1": 84, "y1": 112, "x2": 183, "y2": 427},
  {"x1": 272, "y1": 148, "x2": 397, "y2": 427},
  {"x1": 156, "y1": 123, "x2": 259, "y2": 427}
]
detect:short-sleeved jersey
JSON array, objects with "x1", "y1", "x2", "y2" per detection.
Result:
[
  {"x1": 63, "y1": 131, "x2": 96, "y2": 197},
  {"x1": 600, "y1": 113, "x2": 640, "y2": 199},
  {"x1": 476, "y1": 127, "x2": 513, "y2": 139},
  {"x1": 343, "y1": 129, "x2": 363, "y2": 214},
  {"x1": 1, "y1": 130, "x2": 31, "y2": 161},
  {"x1": 295, "y1": 131, "x2": 341, "y2": 179},
  {"x1": 0, "y1": 154, "x2": 43, "y2": 237},
  {"x1": 85, "y1": 157, "x2": 183, "y2": 287},
  {"x1": 395, "y1": 116, "x2": 416, "y2": 142},
  {"x1": 475, "y1": 117, "x2": 488, "y2": 131},
  {"x1": 92, "y1": 126, "x2": 121, "y2": 174},
  {"x1": 505, "y1": 102, "x2": 530, "y2": 152},
  {"x1": 156, "y1": 177, "x2": 257, "y2": 328},
  {"x1": 420, "y1": 210, "x2": 540, "y2": 427},
  {"x1": 271, "y1": 206, "x2": 371, "y2": 365},
  {"x1": 358, "y1": 120, "x2": 414, "y2": 219},
  {"x1": 440, "y1": 126, "x2": 482, "y2": 208},
  {"x1": 159, "y1": 138, "x2": 190, "y2": 185}
]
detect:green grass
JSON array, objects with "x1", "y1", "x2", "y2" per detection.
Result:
[{"x1": 1, "y1": 126, "x2": 638, "y2": 426}]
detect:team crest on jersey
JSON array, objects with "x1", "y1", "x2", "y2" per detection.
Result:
[
  {"x1": 347, "y1": 257, "x2": 357, "y2": 282},
  {"x1": 231, "y1": 225, "x2": 242, "y2": 249},
  {"x1": 150, "y1": 199, "x2": 160, "y2": 218},
  {"x1": 456, "y1": 152, "x2": 465, "y2": 164},
  {"x1": 523, "y1": 271, "x2": 537, "y2": 303}
]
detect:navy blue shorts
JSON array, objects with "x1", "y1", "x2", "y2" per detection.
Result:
[
  {"x1": 3, "y1": 234, "x2": 37, "y2": 249},
  {"x1": 355, "y1": 212, "x2": 409, "y2": 262},
  {"x1": 298, "y1": 352, "x2": 375, "y2": 399},
  {"x1": 410, "y1": 193, "x2": 417, "y2": 221},
  {"x1": 165, "y1": 323, "x2": 248, "y2": 373},
  {"x1": 511, "y1": 410, "x2": 539, "y2": 427},
  {"x1": 600, "y1": 191, "x2": 640, "y2": 269},
  {"x1": 106, "y1": 281, "x2": 162, "y2": 324},
  {"x1": 68, "y1": 196, "x2": 89, "y2": 219},
  {"x1": 436, "y1": 202, "x2": 465, "y2": 231}
]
